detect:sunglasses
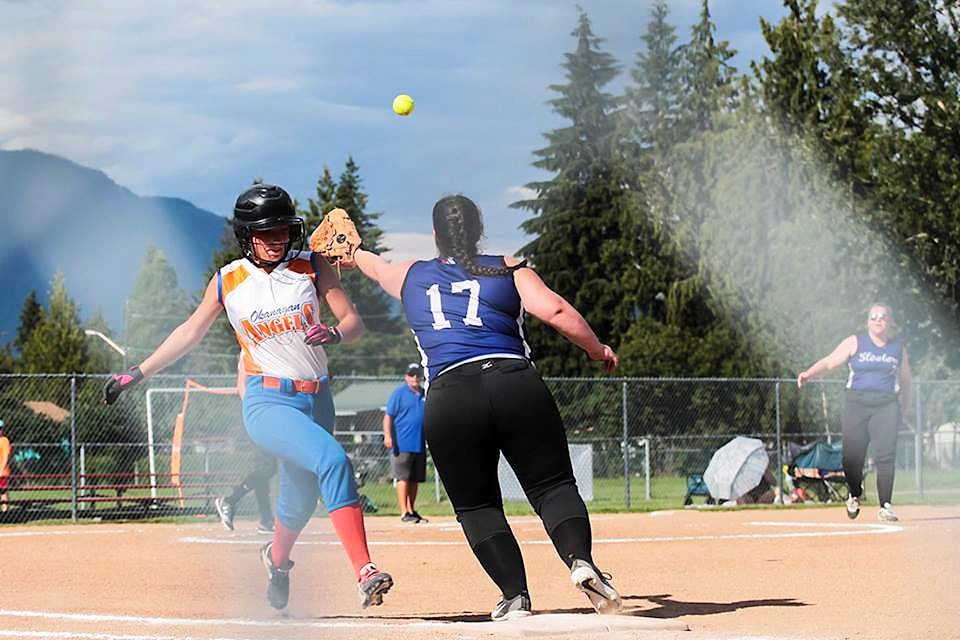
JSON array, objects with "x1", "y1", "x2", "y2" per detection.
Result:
[{"x1": 869, "y1": 313, "x2": 888, "y2": 321}]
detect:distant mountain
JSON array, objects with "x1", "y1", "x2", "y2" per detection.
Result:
[{"x1": 0, "y1": 149, "x2": 226, "y2": 342}]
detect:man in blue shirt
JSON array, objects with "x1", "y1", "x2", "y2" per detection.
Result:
[{"x1": 383, "y1": 363, "x2": 427, "y2": 523}]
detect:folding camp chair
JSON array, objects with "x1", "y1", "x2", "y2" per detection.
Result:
[
  {"x1": 788, "y1": 441, "x2": 849, "y2": 503},
  {"x1": 683, "y1": 472, "x2": 715, "y2": 505}
]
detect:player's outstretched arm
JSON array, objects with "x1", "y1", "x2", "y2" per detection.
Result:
[
  {"x1": 314, "y1": 257, "x2": 365, "y2": 344},
  {"x1": 138, "y1": 276, "x2": 224, "y2": 376},
  {"x1": 797, "y1": 335, "x2": 857, "y2": 389},
  {"x1": 354, "y1": 248, "x2": 415, "y2": 301},
  {"x1": 105, "y1": 277, "x2": 223, "y2": 405},
  {"x1": 512, "y1": 259, "x2": 618, "y2": 372}
]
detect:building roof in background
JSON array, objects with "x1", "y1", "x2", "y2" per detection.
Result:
[
  {"x1": 24, "y1": 400, "x2": 71, "y2": 423},
  {"x1": 333, "y1": 381, "x2": 398, "y2": 414}
]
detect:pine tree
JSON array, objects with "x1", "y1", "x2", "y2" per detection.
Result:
[
  {"x1": 180, "y1": 219, "x2": 241, "y2": 374},
  {"x1": 835, "y1": 0, "x2": 960, "y2": 369},
  {"x1": 124, "y1": 247, "x2": 192, "y2": 372},
  {"x1": 512, "y1": 10, "x2": 634, "y2": 376},
  {"x1": 21, "y1": 271, "x2": 89, "y2": 373},
  {"x1": 754, "y1": 0, "x2": 960, "y2": 373},
  {"x1": 13, "y1": 289, "x2": 44, "y2": 355},
  {"x1": 304, "y1": 158, "x2": 414, "y2": 373},
  {"x1": 675, "y1": 0, "x2": 739, "y2": 137},
  {"x1": 305, "y1": 157, "x2": 398, "y2": 333},
  {"x1": 622, "y1": 1, "x2": 683, "y2": 157},
  {"x1": 83, "y1": 308, "x2": 120, "y2": 373}
]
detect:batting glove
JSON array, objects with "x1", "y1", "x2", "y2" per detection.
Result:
[
  {"x1": 304, "y1": 323, "x2": 342, "y2": 346},
  {"x1": 103, "y1": 366, "x2": 144, "y2": 405}
]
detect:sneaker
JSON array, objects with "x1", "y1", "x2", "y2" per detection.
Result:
[
  {"x1": 400, "y1": 512, "x2": 418, "y2": 523},
  {"x1": 257, "y1": 521, "x2": 275, "y2": 535},
  {"x1": 358, "y1": 565, "x2": 394, "y2": 608},
  {"x1": 878, "y1": 503, "x2": 899, "y2": 522},
  {"x1": 490, "y1": 591, "x2": 532, "y2": 621},
  {"x1": 570, "y1": 559, "x2": 622, "y2": 614},
  {"x1": 410, "y1": 511, "x2": 428, "y2": 523},
  {"x1": 260, "y1": 542, "x2": 293, "y2": 609},
  {"x1": 215, "y1": 497, "x2": 235, "y2": 531},
  {"x1": 845, "y1": 495, "x2": 861, "y2": 520}
]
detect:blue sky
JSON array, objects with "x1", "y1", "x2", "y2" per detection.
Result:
[{"x1": 0, "y1": 0, "x2": 793, "y2": 262}]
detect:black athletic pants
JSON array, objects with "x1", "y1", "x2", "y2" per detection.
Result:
[
  {"x1": 227, "y1": 444, "x2": 277, "y2": 525},
  {"x1": 424, "y1": 358, "x2": 593, "y2": 599},
  {"x1": 842, "y1": 390, "x2": 900, "y2": 505}
]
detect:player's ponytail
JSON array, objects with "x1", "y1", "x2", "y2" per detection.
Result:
[{"x1": 432, "y1": 195, "x2": 522, "y2": 277}]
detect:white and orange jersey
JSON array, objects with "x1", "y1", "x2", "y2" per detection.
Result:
[{"x1": 218, "y1": 251, "x2": 329, "y2": 380}]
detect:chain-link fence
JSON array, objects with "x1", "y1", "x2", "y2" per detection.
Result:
[{"x1": 1, "y1": 374, "x2": 958, "y2": 524}]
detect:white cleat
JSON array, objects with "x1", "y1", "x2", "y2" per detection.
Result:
[
  {"x1": 845, "y1": 495, "x2": 861, "y2": 519},
  {"x1": 878, "y1": 502, "x2": 899, "y2": 522},
  {"x1": 570, "y1": 559, "x2": 622, "y2": 614}
]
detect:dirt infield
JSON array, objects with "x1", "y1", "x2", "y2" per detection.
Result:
[{"x1": 2, "y1": 505, "x2": 958, "y2": 640}]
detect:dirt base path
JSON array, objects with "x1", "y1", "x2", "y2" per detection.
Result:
[{"x1": 1, "y1": 505, "x2": 958, "y2": 639}]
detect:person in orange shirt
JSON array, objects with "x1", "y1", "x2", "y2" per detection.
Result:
[{"x1": 0, "y1": 420, "x2": 12, "y2": 513}]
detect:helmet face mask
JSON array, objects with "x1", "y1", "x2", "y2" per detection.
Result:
[{"x1": 232, "y1": 184, "x2": 304, "y2": 267}]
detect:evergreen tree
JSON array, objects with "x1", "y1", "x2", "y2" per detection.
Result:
[
  {"x1": 182, "y1": 219, "x2": 242, "y2": 374},
  {"x1": 615, "y1": 0, "x2": 734, "y2": 377},
  {"x1": 754, "y1": 0, "x2": 960, "y2": 373},
  {"x1": 675, "y1": 0, "x2": 739, "y2": 137},
  {"x1": 305, "y1": 157, "x2": 398, "y2": 333},
  {"x1": 622, "y1": 1, "x2": 683, "y2": 157},
  {"x1": 300, "y1": 158, "x2": 414, "y2": 374},
  {"x1": 512, "y1": 9, "x2": 633, "y2": 376},
  {"x1": 835, "y1": 0, "x2": 960, "y2": 369},
  {"x1": 21, "y1": 271, "x2": 89, "y2": 373},
  {"x1": 13, "y1": 289, "x2": 44, "y2": 356},
  {"x1": 124, "y1": 247, "x2": 192, "y2": 372},
  {"x1": 0, "y1": 344, "x2": 14, "y2": 373},
  {"x1": 83, "y1": 308, "x2": 120, "y2": 373}
]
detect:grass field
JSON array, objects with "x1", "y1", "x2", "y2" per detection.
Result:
[{"x1": 4, "y1": 468, "x2": 958, "y2": 524}]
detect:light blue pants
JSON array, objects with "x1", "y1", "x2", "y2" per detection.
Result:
[{"x1": 242, "y1": 376, "x2": 358, "y2": 530}]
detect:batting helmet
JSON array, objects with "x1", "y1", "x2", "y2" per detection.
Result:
[{"x1": 233, "y1": 184, "x2": 305, "y2": 267}]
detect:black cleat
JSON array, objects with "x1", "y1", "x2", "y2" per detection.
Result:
[{"x1": 260, "y1": 542, "x2": 293, "y2": 610}]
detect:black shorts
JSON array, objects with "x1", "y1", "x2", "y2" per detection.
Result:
[{"x1": 391, "y1": 451, "x2": 427, "y2": 482}]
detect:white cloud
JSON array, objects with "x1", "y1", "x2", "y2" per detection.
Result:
[
  {"x1": 381, "y1": 232, "x2": 437, "y2": 263},
  {"x1": 505, "y1": 185, "x2": 538, "y2": 203},
  {"x1": 0, "y1": 109, "x2": 31, "y2": 137}
]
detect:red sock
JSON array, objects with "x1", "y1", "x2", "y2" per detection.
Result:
[
  {"x1": 271, "y1": 518, "x2": 300, "y2": 569},
  {"x1": 329, "y1": 503, "x2": 372, "y2": 579}
]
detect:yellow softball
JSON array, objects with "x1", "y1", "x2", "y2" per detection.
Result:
[{"x1": 392, "y1": 94, "x2": 415, "y2": 116}]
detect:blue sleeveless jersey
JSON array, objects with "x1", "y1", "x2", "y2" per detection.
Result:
[
  {"x1": 846, "y1": 334, "x2": 902, "y2": 392},
  {"x1": 401, "y1": 256, "x2": 530, "y2": 382}
]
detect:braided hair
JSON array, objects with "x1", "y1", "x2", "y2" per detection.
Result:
[{"x1": 432, "y1": 195, "x2": 525, "y2": 277}]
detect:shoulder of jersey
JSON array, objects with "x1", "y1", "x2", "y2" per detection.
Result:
[
  {"x1": 221, "y1": 257, "x2": 248, "y2": 274},
  {"x1": 284, "y1": 251, "x2": 317, "y2": 275}
]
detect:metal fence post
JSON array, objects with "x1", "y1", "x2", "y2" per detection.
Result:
[
  {"x1": 622, "y1": 381, "x2": 630, "y2": 509},
  {"x1": 775, "y1": 381, "x2": 783, "y2": 503},
  {"x1": 70, "y1": 376, "x2": 78, "y2": 522},
  {"x1": 915, "y1": 382, "x2": 923, "y2": 500},
  {"x1": 644, "y1": 436, "x2": 651, "y2": 501},
  {"x1": 145, "y1": 389, "x2": 159, "y2": 499}
]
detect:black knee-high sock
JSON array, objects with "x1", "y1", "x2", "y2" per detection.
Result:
[
  {"x1": 533, "y1": 483, "x2": 593, "y2": 568},
  {"x1": 546, "y1": 517, "x2": 592, "y2": 568},
  {"x1": 471, "y1": 533, "x2": 528, "y2": 599},
  {"x1": 458, "y1": 507, "x2": 528, "y2": 598}
]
